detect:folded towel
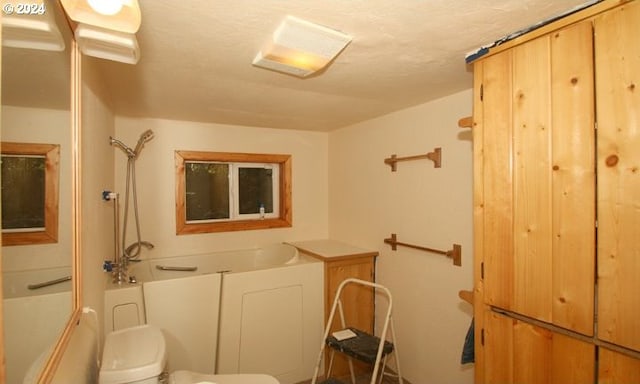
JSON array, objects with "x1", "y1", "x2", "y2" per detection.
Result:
[{"x1": 461, "y1": 318, "x2": 475, "y2": 364}]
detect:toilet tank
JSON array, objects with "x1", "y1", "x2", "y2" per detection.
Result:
[
  {"x1": 104, "y1": 283, "x2": 146, "y2": 335},
  {"x1": 99, "y1": 325, "x2": 167, "y2": 384}
]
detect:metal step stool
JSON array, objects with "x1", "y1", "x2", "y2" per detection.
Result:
[{"x1": 311, "y1": 278, "x2": 403, "y2": 384}]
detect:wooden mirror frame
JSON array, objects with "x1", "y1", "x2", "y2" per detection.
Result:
[
  {"x1": 1, "y1": 142, "x2": 60, "y2": 246},
  {"x1": 30, "y1": 40, "x2": 82, "y2": 384}
]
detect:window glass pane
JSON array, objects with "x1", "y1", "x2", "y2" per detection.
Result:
[
  {"x1": 1, "y1": 155, "x2": 46, "y2": 229},
  {"x1": 185, "y1": 162, "x2": 230, "y2": 220},
  {"x1": 238, "y1": 167, "x2": 273, "y2": 214}
]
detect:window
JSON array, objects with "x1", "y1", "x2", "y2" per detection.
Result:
[
  {"x1": 175, "y1": 151, "x2": 292, "y2": 234},
  {"x1": 1, "y1": 142, "x2": 60, "y2": 245}
]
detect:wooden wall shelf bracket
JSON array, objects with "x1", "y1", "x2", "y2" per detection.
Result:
[
  {"x1": 383, "y1": 233, "x2": 462, "y2": 266},
  {"x1": 458, "y1": 116, "x2": 473, "y2": 129},
  {"x1": 384, "y1": 147, "x2": 441, "y2": 171}
]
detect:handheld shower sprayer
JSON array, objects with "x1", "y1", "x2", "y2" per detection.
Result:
[
  {"x1": 110, "y1": 129, "x2": 154, "y2": 159},
  {"x1": 133, "y1": 129, "x2": 154, "y2": 158},
  {"x1": 107, "y1": 130, "x2": 155, "y2": 282},
  {"x1": 110, "y1": 136, "x2": 136, "y2": 158}
]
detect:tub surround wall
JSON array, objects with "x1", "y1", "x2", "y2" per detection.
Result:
[
  {"x1": 329, "y1": 89, "x2": 474, "y2": 384},
  {"x1": 4, "y1": 290, "x2": 71, "y2": 384},
  {"x1": 217, "y1": 258, "x2": 323, "y2": 384},
  {"x1": 144, "y1": 273, "x2": 221, "y2": 373}
]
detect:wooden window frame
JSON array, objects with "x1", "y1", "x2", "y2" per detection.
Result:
[
  {"x1": 1, "y1": 142, "x2": 60, "y2": 246},
  {"x1": 175, "y1": 150, "x2": 292, "y2": 234}
]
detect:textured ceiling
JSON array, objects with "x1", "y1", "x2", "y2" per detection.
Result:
[{"x1": 6, "y1": 1, "x2": 594, "y2": 132}]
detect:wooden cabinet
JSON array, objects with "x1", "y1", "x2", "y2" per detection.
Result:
[
  {"x1": 471, "y1": 1, "x2": 640, "y2": 382},
  {"x1": 288, "y1": 240, "x2": 376, "y2": 376},
  {"x1": 477, "y1": 18, "x2": 595, "y2": 335}
]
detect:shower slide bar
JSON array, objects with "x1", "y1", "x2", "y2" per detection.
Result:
[
  {"x1": 28, "y1": 275, "x2": 72, "y2": 290},
  {"x1": 383, "y1": 233, "x2": 462, "y2": 267},
  {"x1": 155, "y1": 265, "x2": 198, "y2": 272}
]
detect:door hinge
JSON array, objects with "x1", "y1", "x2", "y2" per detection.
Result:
[
  {"x1": 480, "y1": 262, "x2": 484, "y2": 280},
  {"x1": 480, "y1": 84, "x2": 484, "y2": 101},
  {"x1": 481, "y1": 328, "x2": 485, "y2": 346}
]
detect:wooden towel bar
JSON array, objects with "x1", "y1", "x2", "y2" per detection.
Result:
[
  {"x1": 384, "y1": 147, "x2": 441, "y2": 171},
  {"x1": 383, "y1": 233, "x2": 462, "y2": 266}
]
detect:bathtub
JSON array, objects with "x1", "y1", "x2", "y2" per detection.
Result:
[
  {"x1": 3, "y1": 267, "x2": 72, "y2": 384},
  {"x1": 104, "y1": 243, "x2": 323, "y2": 384}
]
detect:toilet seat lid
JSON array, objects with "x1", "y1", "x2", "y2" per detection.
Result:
[
  {"x1": 171, "y1": 370, "x2": 280, "y2": 384},
  {"x1": 100, "y1": 325, "x2": 167, "y2": 384}
]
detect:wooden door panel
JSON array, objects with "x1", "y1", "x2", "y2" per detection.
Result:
[
  {"x1": 549, "y1": 21, "x2": 595, "y2": 336},
  {"x1": 595, "y1": 1, "x2": 640, "y2": 352},
  {"x1": 481, "y1": 50, "x2": 515, "y2": 311},
  {"x1": 484, "y1": 310, "x2": 595, "y2": 384},
  {"x1": 512, "y1": 35, "x2": 553, "y2": 322},
  {"x1": 599, "y1": 348, "x2": 640, "y2": 383},
  {"x1": 482, "y1": 21, "x2": 595, "y2": 333}
]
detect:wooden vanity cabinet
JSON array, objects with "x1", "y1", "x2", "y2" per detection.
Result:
[
  {"x1": 471, "y1": 1, "x2": 640, "y2": 382},
  {"x1": 288, "y1": 240, "x2": 376, "y2": 376}
]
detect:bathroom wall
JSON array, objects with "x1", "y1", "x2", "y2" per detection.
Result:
[
  {"x1": 328, "y1": 89, "x2": 474, "y2": 384},
  {"x1": 112, "y1": 118, "x2": 329, "y2": 257},
  {"x1": 80, "y1": 56, "x2": 116, "y2": 323}
]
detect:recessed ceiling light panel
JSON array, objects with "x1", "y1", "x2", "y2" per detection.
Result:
[{"x1": 253, "y1": 15, "x2": 352, "y2": 77}]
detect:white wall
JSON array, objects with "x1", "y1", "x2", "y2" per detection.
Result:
[
  {"x1": 113, "y1": 118, "x2": 329, "y2": 258},
  {"x1": 80, "y1": 55, "x2": 116, "y2": 325},
  {"x1": 329, "y1": 89, "x2": 474, "y2": 384}
]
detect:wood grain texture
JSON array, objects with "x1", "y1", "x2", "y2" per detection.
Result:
[
  {"x1": 512, "y1": 34, "x2": 553, "y2": 322},
  {"x1": 549, "y1": 21, "x2": 595, "y2": 336},
  {"x1": 599, "y1": 348, "x2": 640, "y2": 383},
  {"x1": 595, "y1": 0, "x2": 640, "y2": 352},
  {"x1": 481, "y1": 50, "x2": 514, "y2": 311}
]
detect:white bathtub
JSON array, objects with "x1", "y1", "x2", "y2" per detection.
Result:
[
  {"x1": 3, "y1": 267, "x2": 72, "y2": 384},
  {"x1": 147, "y1": 243, "x2": 302, "y2": 279},
  {"x1": 104, "y1": 243, "x2": 323, "y2": 384}
]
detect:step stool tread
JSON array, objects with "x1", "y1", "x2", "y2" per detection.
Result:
[{"x1": 326, "y1": 327, "x2": 394, "y2": 365}]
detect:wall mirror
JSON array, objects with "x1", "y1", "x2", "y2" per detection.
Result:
[{"x1": 1, "y1": 0, "x2": 80, "y2": 382}]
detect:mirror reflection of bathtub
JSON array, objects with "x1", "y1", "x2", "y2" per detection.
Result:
[
  {"x1": 3, "y1": 267, "x2": 72, "y2": 384},
  {"x1": 104, "y1": 243, "x2": 323, "y2": 384},
  {"x1": 1, "y1": 0, "x2": 77, "y2": 382}
]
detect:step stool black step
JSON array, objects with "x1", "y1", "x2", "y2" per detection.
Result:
[{"x1": 326, "y1": 327, "x2": 394, "y2": 365}]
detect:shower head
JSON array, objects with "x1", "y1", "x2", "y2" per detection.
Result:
[
  {"x1": 133, "y1": 129, "x2": 154, "y2": 157},
  {"x1": 110, "y1": 136, "x2": 136, "y2": 158}
]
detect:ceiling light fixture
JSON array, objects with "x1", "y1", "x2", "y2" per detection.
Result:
[
  {"x1": 1, "y1": 6, "x2": 65, "y2": 51},
  {"x1": 87, "y1": 0, "x2": 124, "y2": 16},
  {"x1": 60, "y1": 0, "x2": 141, "y2": 33},
  {"x1": 74, "y1": 24, "x2": 139, "y2": 64},
  {"x1": 253, "y1": 15, "x2": 352, "y2": 77},
  {"x1": 60, "y1": 0, "x2": 141, "y2": 64}
]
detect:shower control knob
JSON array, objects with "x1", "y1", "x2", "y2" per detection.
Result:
[
  {"x1": 103, "y1": 260, "x2": 113, "y2": 272},
  {"x1": 102, "y1": 190, "x2": 118, "y2": 201}
]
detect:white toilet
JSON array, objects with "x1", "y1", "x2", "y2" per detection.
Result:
[{"x1": 99, "y1": 324, "x2": 280, "y2": 384}]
